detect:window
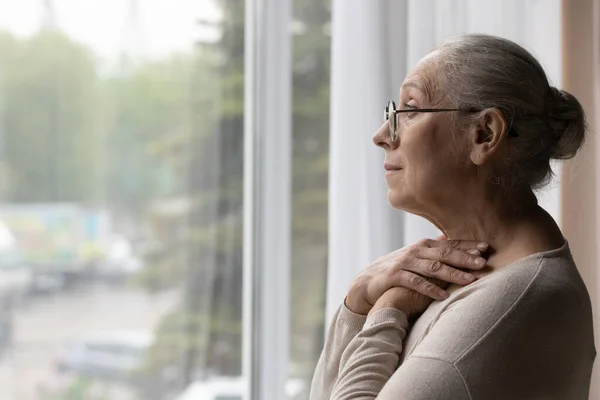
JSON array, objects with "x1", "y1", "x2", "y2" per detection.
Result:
[
  {"x1": 0, "y1": 0, "x2": 247, "y2": 399},
  {"x1": 0, "y1": 0, "x2": 330, "y2": 399}
]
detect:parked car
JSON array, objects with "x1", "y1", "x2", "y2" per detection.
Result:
[
  {"x1": 56, "y1": 330, "x2": 154, "y2": 381},
  {"x1": 175, "y1": 377, "x2": 305, "y2": 400}
]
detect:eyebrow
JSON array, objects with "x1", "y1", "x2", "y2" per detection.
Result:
[
  {"x1": 401, "y1": 81, "x2": 424, "y2": 92},
  {"x1": 400, "y1": 80, "x2": 431, "y2": 102}
]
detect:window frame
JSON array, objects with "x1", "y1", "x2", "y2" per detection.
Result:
[{"x1": 243, "y1": 0, "x2": 292, "y2": 399}]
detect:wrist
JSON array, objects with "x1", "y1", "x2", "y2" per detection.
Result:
[
  {"x1": 344, "y1": 296, "x2": 370, "y2": 316},
  {"x1": 370, "y1": 302, "x2": 410, "y2": 318}
]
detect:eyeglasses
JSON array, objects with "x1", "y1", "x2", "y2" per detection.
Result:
[
  {"x1": 384, "y1": 100, "x2": 477, "y2": 142},
  {"x1": 383, "y1": 100, "x2": 519, "y2": 142}
]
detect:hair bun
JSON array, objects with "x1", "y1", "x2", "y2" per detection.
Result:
[{"x1": 547, "y1": 86, "x2": 587, "y2": 160}]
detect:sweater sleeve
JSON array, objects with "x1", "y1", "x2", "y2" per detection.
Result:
[
  {"x1": 327, "y1": 308, "x2": 409, "y2": 399},
  {"x1": 327, "y1": 308, "x2": 470, "y2": 400},
  {"x1": 309, "y1": 304, "x2": 367, "y2": 400},
  {"x1": 319, "y1": 256, "x2": 594, "y2": 400}
]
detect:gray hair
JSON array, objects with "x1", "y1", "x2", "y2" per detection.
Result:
[{"x1": 434, "y1": 34, "x2": 586, "y2": 190}]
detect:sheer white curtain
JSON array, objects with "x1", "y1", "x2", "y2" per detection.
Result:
[{"x1": 326, "y1": 0, "x2": 563, "y2": 323}]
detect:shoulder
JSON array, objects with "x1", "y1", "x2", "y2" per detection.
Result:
[
  {"x1": 405, "y1": 251, "x2": 595, "y2": 399},
  {"x1": 410, "y1": 252, "x2": 593, "y2": 363}
]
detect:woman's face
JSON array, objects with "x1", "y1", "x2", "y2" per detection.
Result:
[{"x1": 373, "y1": 54, "x2": 471, "y2": 216}]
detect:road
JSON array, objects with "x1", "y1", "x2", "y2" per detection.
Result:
[{"x1": 0, "y1": 284, "x2": 178, "y2": 400}]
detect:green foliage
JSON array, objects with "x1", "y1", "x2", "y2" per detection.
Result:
[
  {"x1": 103, "y1": 53, "x2": 220, "y2": 217},
  {"x1": 0, "y1": 31, "x2": 102, "y2": 203},
  {"x1": 50, "y1": 378, "x2": 110, "y2": 400},
  {"x1": 0, "y1": 0, "x2": 332, "y2": 394}
]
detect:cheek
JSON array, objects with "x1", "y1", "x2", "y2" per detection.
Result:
[
  {"x1": 385, "y1": 116, "x2": 470, "y2": 208},
  {"x1": 404, "y1": 133, "x2": 445, "y2": 181},
  {"x1": 397, "y1": 131, "x2": 464, "y2": 199}
]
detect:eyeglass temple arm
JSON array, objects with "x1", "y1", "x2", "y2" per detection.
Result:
[
  {"x1": 390, "y1": 108, "x2": 519, "y2": 137},
  {"x1": 392, "y1": 108, "x2": 473, "y2": 114}
]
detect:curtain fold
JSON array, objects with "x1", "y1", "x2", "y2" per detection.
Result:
[{"x1": 326, "y1": 0, "x2": 407, "y2": 323}]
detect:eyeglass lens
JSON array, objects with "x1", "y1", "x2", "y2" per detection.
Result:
[{"x1": 386, "y1": 101, "x2": 398, "y2": 142}]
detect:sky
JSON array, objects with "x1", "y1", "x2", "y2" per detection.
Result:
[{"x1": 0, "y1": 0, "x2": 221, "y2": 62}]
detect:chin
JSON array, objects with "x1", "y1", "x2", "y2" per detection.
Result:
[
  {"x1": 387, "y1": 188, "x2": 428, "y2": 216},
  {"x1": 387, "y1": 189, "x2": 412, "y2": 211}
]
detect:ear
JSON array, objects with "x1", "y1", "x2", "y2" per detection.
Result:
[{"x1": 468, "y1": 108, "x2": 508, "y2": 166}]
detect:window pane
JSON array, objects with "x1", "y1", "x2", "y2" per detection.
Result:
[
  {"x1": 0, "y1": 0, "x2": 244, "y2": 399},
  {"x1": 290, "y1": 0, "x2": 330, "y2": 398}
]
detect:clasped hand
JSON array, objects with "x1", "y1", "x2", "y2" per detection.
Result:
[{"x1": 345, "y1": 237, "x2": 489, "y2": 319}]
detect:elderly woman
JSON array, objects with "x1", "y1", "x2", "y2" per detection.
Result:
[{"x1": 310, "y1": 34, "x2": 596, "y2": 400}]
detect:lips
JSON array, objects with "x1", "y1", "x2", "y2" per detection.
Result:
[{"x1": 384, "y1": 162, "x2": 403, "y2": 171}]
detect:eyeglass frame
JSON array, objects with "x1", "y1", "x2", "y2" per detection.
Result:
[{"x1": 384, "y1": 100, "x2": 519, "y2": 142}]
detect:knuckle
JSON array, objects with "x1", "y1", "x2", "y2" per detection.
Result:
[
  {"x1": 447, "y1": 240, "x2": 460, "y2": 250},
  {"x1": 459, "y1": 252, "x2": 473, "y2": 265},
  {"x1": 430, "y1": 261, "x2": 443, "y2": 273},
  {"x1": 448, "y1": 267, "x2": 460, "y2": 279},
  {"x1": 439, "y1": 246, "x2": 453, "y2": 259},
  {"x1": 385, "y1": 264, "x2": 398, "y2": 279},
  {"x1": 405, "y1": 245, "x2": 420, "y2": 258},
  {"x1": 422, "y1": 281, "x2": 435, "y2": 292},
  {"x1": 408, "y1": 274, "x2": 423, "y2": 287},
  {"x1": 416, "y1": 238, "x2": 431, "y2": 248}
]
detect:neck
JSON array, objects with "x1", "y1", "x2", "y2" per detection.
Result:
[
  {"x1": 439, "y1": 189, "x2": 537, "y2": 243},
  {"x1": 423, "y1": 186, "x2": 563, "y2": 272}
]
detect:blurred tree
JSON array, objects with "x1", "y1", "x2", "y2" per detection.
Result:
[
  {"x1": 0, "y1": 0, "x2": 331, "y2": 396},
  {"x1": 0, "y1": 31, "x2": 103, "y2": 203},
  {"x1": 136, "y1": 0, "x2": 332, "y2": 396},
  {"x1": 176, "y1": 0, "x2": 246, "y2": 385},
  {"x1": 102, "y1": 54, "x2": 204, "y2": 224}
]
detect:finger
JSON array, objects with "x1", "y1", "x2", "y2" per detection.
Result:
[
  {"x1": 427, "y1": 238, "x2": 488, "y2": 252},
  {"x1": 390, "y1": 270, "x2": 448, "y2": 300},
  {"x1": 417, "y1": 246, "x2": 487, "y2": 271},
  {"x1": 407, "y1": 258, "x2": 477, "y2": 285}
]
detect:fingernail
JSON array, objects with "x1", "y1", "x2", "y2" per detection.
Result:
[
  {"x1": 475, "y1": 257, "x2": 486, "y2": 267},
  {"x1": 477, "y1": 242, "x2": 488, "y2": 250},
  {"x1": 467, "y1": 249, "x2": 481, "y2": 256},
  {"x1": 440, "y1": 290, "x2": 450, "y2": 299},
  {"x1": 464, "y1": 273, "x2": 476, "y2": 282}
]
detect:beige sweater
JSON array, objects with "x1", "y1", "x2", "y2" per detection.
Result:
[{"x1": 310, "y1": 242, "x2": 596, "y2": 399}]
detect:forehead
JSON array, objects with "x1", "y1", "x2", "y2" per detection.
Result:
[{"x1": 400, "y1": 51, "x2": 442, "y2": 100}]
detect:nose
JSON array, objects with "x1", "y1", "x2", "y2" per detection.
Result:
[{"x1": 372, "y1": 121, "x2": 397, "y2": 150}]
